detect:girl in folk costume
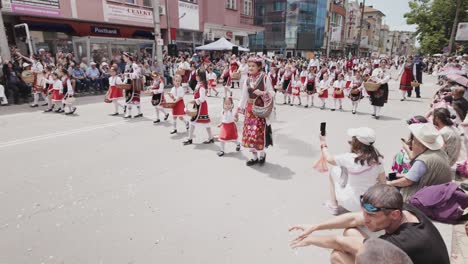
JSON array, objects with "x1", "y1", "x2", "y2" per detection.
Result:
[
  {"x1": 369, "y1": 59, "x2": 390, "y2": 120},
  {"x1": 221, "y1": 65, "x2": 231, "y2": 96},
  {"x1": 290, "y1": 74, "x2": 302, "y2": 106},
  {"x1": 44, "y1": 72, "x2": 63, "y2": 112},
  {"x1": 280, "y1": 65, "x2": 294, "y2": 105},
  {"x1": 349, "y1": 71, "x2": 364, "y2": 115},
  {"x1": 42, "y1": 66, "x2": 54, "y2": 110},
  {"x1": 304, "y1": 67, "x2": 317, "y2": 108},
  {"x1": 344, "y1": 70, "x2": 353, "y2": 90},
  {"x1": 318, "y1": 74, "x2": 330, "y2": 110},
  {"x1": 30, "y1": 56, "x2": 46, "y2": 107},
  {"x1": 188, "y1": 64, "x2": 198, "y2": 92},
  {"x1": 206, "y1": 66, "x2": 219, "y2": 97},
  {"x1": 168, "y1": 75, "x2": 189, "y2": 134},
  {"x1": 122, "y1": 52, "x2": 143, "y2": 119},
  {"x1": 300, "y1": 66, "x2": 308, "y2": 86},
  {"x1": 268, "y1": 66, "x2": 279, "y2": 96},
  {"x1": 60, "y1": 69, "x2": 77, "y2": 115},
  {"x1": 235, "y1": 57, "x2": 275, "y2": 166},
  {"x1": 223, "y1": 55, "x2": 241, "y2": 96},
  {"x1": 331, "y1": 73, "x2": 346, "y2": 111},
  {"x1": 238, "y1": 58, "x2": 249, "y2": 90},
  {"x1": 106, "y1": 67, "x2": 125, "y2": 115},
  {"x1": 183, "y1": 70, "x2": 214, "y2": 145},
  {"x1": 150, "y1": 72, "x2": 169, "y2": 124},
  {"x1": 398, "y1": 56, "x2": 414, "y2": 101},
  {"x1": 217, "y1": 97, "x2": 241, "y2": 157}
]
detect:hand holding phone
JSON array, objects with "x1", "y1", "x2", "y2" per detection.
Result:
[
  {"x1": 320, "y1": 122, "x2": 326, "y2": 136},
  {"x1": 388, "y1": 172, "x2": 397, "y2": 181}
]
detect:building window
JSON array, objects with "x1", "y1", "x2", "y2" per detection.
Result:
[
  {"x1": 273, "y1": 1, "x2": 286, "y2": 11},
  {"x1": 242, "y1": 0, "x2": 252, "y2": 16},
  {"x1": 142, "y1": 0, "x2": 151, "y2": 6},
  {"x1": 111, "y1": 0, "x2": 136, "y2": 4},
  {"x1": 180, "y1": 0, "x2": 198, "y2": 3},
  {"x1": 226, "y1": 0, "x2": 236, "y2": 10}
]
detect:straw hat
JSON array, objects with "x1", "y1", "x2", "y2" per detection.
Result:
[{"x1": 409, "y1": 123, "x2": 444, "y2": 150}]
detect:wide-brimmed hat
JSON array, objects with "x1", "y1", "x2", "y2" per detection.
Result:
[
  {"x1": 409, "y1": 123, "x2": 444, "y2": 150},
  {"x1": 347, "y1": 127, "x2": 376, "y2": 146},
  {"x1": 90, "y1": 62, "x2": 97, "y2": 65},
  {"x1": 122, "y1": 52, "x2": 133, "y2": 59},
  {"x1": 101, "y1": 62, "x2": 108, "y2": 67}
]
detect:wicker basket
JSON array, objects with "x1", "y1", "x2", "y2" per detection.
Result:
[
  {"x1": 363, "y1": 82, "x2": 381, "y2": 92},
  {"x1": 21, "y1": 70, "x2": 34, "y2": 84},
  {"x1": 411, "y1": 80, "x2": 420, "y2": 87},
  {"x1": 335, "y1": 89, "x2": 343, "y2": 95},
  {"x1": 350, "y1": 89, "x2": 361, "y2": 95},
  {"x1": 252, "y1": 97, "x2": 274, "y2": 118},
  {"x1": 176, "y1": 69, "x2": 185, "y2": 76},
  {"x1": 162, "y1": 101, "x2": 176, "y2": 108},
  {"x1": 116, "y1": 84, "x2": 132, "y2": 90},
  {"x1": 231, "y1": 72, "x2": 241, "y2": 80},
  {"x1": 104, "y1": 97, "x2": 112, "y2": 103}
]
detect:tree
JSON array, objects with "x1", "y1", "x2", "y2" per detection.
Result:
[{"x1": 404, "y1": 0, "x2": 468, "y2": 55}]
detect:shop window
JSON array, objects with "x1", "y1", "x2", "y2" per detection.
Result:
[
  {"x1": 226, "y1": 0, "x2": 236, "y2": 10},
  {"x1": 242, "y1": 0, "x2": 252, "y2": 16}
]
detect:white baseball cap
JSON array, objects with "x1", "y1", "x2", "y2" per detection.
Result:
[
  {"x1": 347, "y1": 127, "x2": 376, "y2": 146},
  {"x1": 22, "y1": 62, "x2": 30, "y2": 68},
  {"x1": 409, "y1": 123, "x2": 444, "y2": 150}
]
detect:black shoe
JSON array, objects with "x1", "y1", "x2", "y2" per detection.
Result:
[
  {"x1": 44, "y1": 108, "x2": 52, "y2": 112},
  {"x1": 259, "y1": 154, "x2": 267, "y2": 165},
  {"x1": 416, "y1": 96, "x2": 421, "y2": 98},
  {"x1": 352, "y1": 111, "x2": 356, "y2": 114},
  {"x1": 123, "y1": 106, "x2": 127, "y2": 114},
  {"x1": 203, "y1": 138, "x2": 214, "y2": 144},
  {"x1": 134, "y1": 113, "x2": 143, "y2": 118},
  {"x1": 70, "y1": 107, "x2": 77, "y2": 115},
  {"x1": 30, "y1": 104, "x2": 38, "y2": 108},
  {"x1": 124, "y1": 115, "x2": 132, "y2": 119},
  {"x1": 246, "y1": 159, "x2": 259, "y2": 166},
  {"x1": 298, "y1": 103, "x2": 301, "y2": 106},
  {"x1": 153, "y1": 119, "x2": 161, "y2": 124},
  {"x1": 375, "y1": 116, "x2": 380, "y2": 120},
  {"x1": 110, "y1": 112, "x2": 119, "y2": 116},
  {"x1": 290, "y1": 104, "x2": 293, "y2": 106},
  {"x1": 372, "y1": 114, "x2": 376, "y2": 117},
  {"x1": 217, "y1": 151, "x2": 225, "y2": 157},
  {"x1": 283, "y1": 102, "x2": 287, "y2": 105},
  {"x1": 236, "y1": 144, "x2": 241, "y2": 151},
  {"x1": 400, "y1": 99, "x2": 405, "y2": 101},
  {"x1": 41, "y1": 103, "x2": 48, "y2": 106},
  {"x1": 164, "y1": 113, "x2": 169, "y2": 121},
  {"x1": 331, "y1": 108, "x2": 335, "y2": 111},
  {"x1": 54, "y1": 108, "x2": 62, "y2": 113},
  {"x1": 304, "y1": 105, "x2": 308, "y2": 108},
  {"x1": 183, "y1": 139, "x2": 193, "y2": 145},
  {"x1": 170, "y1": 129, "x2": 177, "y2": 134}
]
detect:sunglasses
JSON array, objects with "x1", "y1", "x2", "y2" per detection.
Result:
[{"x1": 360, "y1": 196, "x2": 399, "y2": 213}]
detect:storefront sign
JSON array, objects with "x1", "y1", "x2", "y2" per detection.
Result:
[
  {"x1": 7, "y1": 0, "x2": 61, "y2": 17},
  {"x1": 91, "y1": 26, "x2": 120, "y2": 36},
  {"x1": 178, "y1": 1, "x2": 199, "y2": 31},
  {"x1": 106, "y1": 3, "x2": 153, "y2": 25}
]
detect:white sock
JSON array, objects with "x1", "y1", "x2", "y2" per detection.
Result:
[
  {"x1": 220, "y1": 142, "x2": 226, "y2": 152},
  {"x1": 376, "y1": 106, "x2": 381, "y2": 116},
  {"x1": 33, "y1": 93, "x2": 39, "y2": 105},
  {"x1": 252, "y1": 152, "x2": 258, "y2": 160}
]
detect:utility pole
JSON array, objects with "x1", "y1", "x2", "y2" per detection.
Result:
[
  {"x1": 0, "y1": 3, "x2": 11, "y2": 62},
  {"x1": 355, "y1": 0, "x2": 365, "y2": 57},
  {"x1": 325, "y1": 0, "x2": 333, "y2": 58},
  {"x1": 448, "y1": 0, "x2": 462, "y2": 55},
  {"x1": 152, "y1": 0, "x2": 163, "y2": 65},
  {"x1": 165, "y1": 0, "x2": 171, "y2": 45}
]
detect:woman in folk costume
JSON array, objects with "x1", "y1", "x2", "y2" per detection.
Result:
[
  {"x1": 188, "y1": 64, "x2": 198, "y2": 92},
  {"x1": 217, "y1": 97, "x2": 241, "y2": 157},
  {"x1": 349, "y1": 71, "x2": 365, "y2": 115},
  {"x1": 318, "y1": 73, "x2": 331, "y2": 110},
  {"x1": 331, "y1": 73, "x2": 346, "y2": 111},
  {"x1": 304, "y1": 67, "x2": 317, "y2": 108},
  {"x1": 280, "y1": 64, "x2": 294, "y2": 105},
  {"x1": 150, "y1": 72, "x2": 169, "y2": 124},
  {"x1": 206, "y1": 66, "x2": 219, "y2": 97},
  {"x1": 122, "y1": 52, "x2": 143, "y2": 119},
  {"x1": 106, "y1": 67, "x2": 125, "y2": 116},
  {"x1": 398, "y1": 56, "x2": 415, "y2": 101},
  {"x1": 168, "y1": 75, "x2": 189, "y2": 134},
  {"x1": 369, "y1": 59, "x2": 390, "y2": 120},
  {"x1": 44, "y1": 72, "x2": 63, "y2": 112},
  {"x1": 183, "y1": 70, "x2": 214, "y2": 145},
  {"x1": 235, "y1": 57, "x2": 275, "y2": 166},
  {"x1": 30, "y1": 55, "x2": 46, "y2": 107},
  {"x1": 290, "y1": 74, "x2": 302, "y2": 106},
  {"x1": 238, "y1": 58, "x2": 249, "y2": 90},
  {"x1": 60, "y1": 69, "x2": 77, "y2": 115}
]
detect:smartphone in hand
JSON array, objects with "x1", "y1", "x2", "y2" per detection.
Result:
[
  {"x1": 320, "y1": 122, "x2": 326, "y2": 136},
  {"x1": 388, "y1": 172, "x2": 397, "y2": 181}
]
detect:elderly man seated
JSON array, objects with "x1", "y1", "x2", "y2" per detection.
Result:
[{"x1": 85, "y1": 62, "x2": 102, "y2": 93}]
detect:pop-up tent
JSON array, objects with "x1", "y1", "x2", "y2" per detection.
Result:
[{"x1": 195, "y1": 37, "x2": 249, "y2": 51}]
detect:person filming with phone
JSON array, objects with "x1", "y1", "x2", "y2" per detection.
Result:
[{"x1": 319, "y1": 126, "x2": 386, "y2": 215}]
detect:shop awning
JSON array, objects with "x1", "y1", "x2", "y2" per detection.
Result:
[{"x1": 195, "y1": 37, "x2": 249, "y2": 51}]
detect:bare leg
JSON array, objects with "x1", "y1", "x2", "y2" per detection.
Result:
[
  {"x1": 329, "y1": 173, "x2": 339, "y2": 207},
  {"x1": 330, "y1": 250, "x2": 355, "y2": 264}
]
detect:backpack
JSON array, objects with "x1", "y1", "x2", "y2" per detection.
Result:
[{"x1": 408, "y1": 182, "x2": 466, "y2": 224}]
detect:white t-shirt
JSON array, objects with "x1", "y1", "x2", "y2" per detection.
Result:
[{"x1": 332, "y1": 153, "x2": 384, "y2": 212}]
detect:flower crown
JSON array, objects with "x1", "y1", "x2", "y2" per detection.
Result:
[{"x1": 248, "y1": 57, "x2": 263, "y2": 63}]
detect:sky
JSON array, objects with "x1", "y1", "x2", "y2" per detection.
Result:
[{"x1": 363, "y1": 0, "x2": 417, "y2": 32}]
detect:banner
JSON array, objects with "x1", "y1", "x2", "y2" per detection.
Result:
[
  {"x1": 456, "y1": 23, "x2": 468, "y2": 41},
  {"x1": 178, "y1": 1, "x2": 199, "y2": 31},
  {"x1": 106, "y1": 3, "x2": 153, "y2": 25},
  {"x1": 4, "y1": 0, "x2": 61, "y2": 17},
  {"x1": 331, "y1": 27, "x2": 341, "y2": 43}
]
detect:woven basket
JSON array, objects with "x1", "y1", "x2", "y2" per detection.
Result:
[
  {"x1": 252, "y1": 97, "x2": 274, "y2": 118},
  {"x1": 411, "y1": 80, "x2": 420, "y2": 87},
  {"x1": 176, "y1": 69, "x2": 185, "y2": 76},
  {"x1": 21, "y1": 71, "x2": 34, "y2": 84},
  {"x1": 162, "y1": 102, "x2": 176, "y2": 108},
  {"x1": 116, "y1": 84, "x2": 132, "y2": 90},
  {"x1": 363, "y1": 82, "x2": 381, "y2": 92},
  {"x1": 350, "y1": 89, "x2": 361, "y2": 95},
  {"x1": 104, "y1": 97, "x2": 112, "y2": 103},
  {"x1": 335, "y1": 89, "x2": 343, "y2": 95},
  {"x1": 231, "y1": 72, "x2": 241, "y2": 80}
]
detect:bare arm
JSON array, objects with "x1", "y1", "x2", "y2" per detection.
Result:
[
  {"x1": 290, "y1": 235, "x2": 364, "y2": 255},
  {"x1": 387, "y1": 177, "x2": 414, "y2": 187}
]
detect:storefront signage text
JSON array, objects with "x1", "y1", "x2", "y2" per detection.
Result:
[
  {"x1": 106, "y1": 3, "x2": 153, "y2": 25},
  {"x1": 91, "y1": 26, "x2": 120, "y2": 36}
]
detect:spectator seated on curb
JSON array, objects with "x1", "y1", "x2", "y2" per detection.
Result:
[
  {"x1": 433, "y1": 108, "x2": 462, "y2": 166},
  {"x1": 71, "y1": 64, "x2": 86, "y2": 93},
  {"x1": 85, "y1": 62, "x2": 102, "y2": 92},
  {"x1": 319, "y1": 127, "x2": 386, "y2": 215},
  {"x1": 356, "y1": 238, "x2": 413, "y2": 264},
  {"x1": 452, "y1": 86, "x2": 468, "y2": 121},
  {"x1": 288, "y1": 184, "x2": 450, "y2": 264},
  {"x1": 387, "y1": 123, "x2": 452, "y2": 201}
]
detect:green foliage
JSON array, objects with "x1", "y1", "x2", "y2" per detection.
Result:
[{"x1": 404, "y1": 0, "x2": 468, "y2": 54}]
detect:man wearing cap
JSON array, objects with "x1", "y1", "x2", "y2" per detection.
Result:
[
  {"x1": 289, "y1": 184, "x2": 450, "y2": 264},
  {"x1": 85, "y1": 62, "x2": 102, "y2": 93},
  {"x1": 387, "y1": 123, "x2": 451, "y2": 201}
]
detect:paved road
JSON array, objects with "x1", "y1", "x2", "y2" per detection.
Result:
[{"x1": 0, "y1": 74, "x2": 454, "y2": 263}]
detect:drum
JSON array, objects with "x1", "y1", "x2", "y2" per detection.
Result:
[{"x1": 21, "y1": 70, "x2": 34, "y2": 84}]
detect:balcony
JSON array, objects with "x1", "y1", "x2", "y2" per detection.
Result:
[{"x1": 241, "y1": 14, "x2": 254, "y2": 25}]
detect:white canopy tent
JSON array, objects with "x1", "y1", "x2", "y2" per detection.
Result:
[{"x1": 195, "y1": 37, "x2": 249, "y2": 52}]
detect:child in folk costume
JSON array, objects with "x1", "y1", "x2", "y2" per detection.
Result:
[
  {"x1": 331, "y1": 74, "x2": 346, "y2": 111},
  {"x1": 188, "y1": 64, "x2": 197, "y2": 92},
  {"x1": 106, "y1": 67, "x2": 125, "y2": 116},
  {"x1": 369, "y1": 59, "x2": 391, "y2": 120},
  {"x1": 290, "y1": 74, "x2": 302, "y2": 106},
  {"x1": 300, "y1": 66, "x2": 308, "y2": 85},
  {"x1": 349, "y1": 72, "x2": 364, "y2": 115},
  {"x1": 206, "y1": 67, "x2": 219, "y2": 97},
  {"x1": 44, "y1": 72, "x2": 63, "y2": 112},
  {"x1": 280, "y1": 65, "x2": 294, "y2": 105},
  {"x1": 168, "y1": 75, "x2": 189, "y2": 134},
  {"x1": 30, "y1": 56, "x2": 46, "y2": 107},
  {"x1": 318, "y1": 74, "x2": 330, "y2": 110},
  {"x1": 217, "y1": 97, "x2": 241, "y2": 157},
  {"x1": 183, "y1": 70, "x2": 214, "y2": 145},
  {"x1": 150, "y1": 72, "x2": 169, "y2": 124},
  {"x1": 122, "y1": 52, "x2": 143, "y2": 119},
  {"x1": 60, "y1": 70, "x2": 77, "y2": 115},
  {"x1": 221, "y1": 65, "x2": 230, "y2": 96},
  {"x1": 304, "y1": 67, "x2": 317, "y2": 108},
  {"x1": 42, "y1": 66, "x2": 54, "y2": 110}
]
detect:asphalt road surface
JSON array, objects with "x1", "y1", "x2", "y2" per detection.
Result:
[{"x1": 0, "y1": 74, "x2": 452, "y2": 263}]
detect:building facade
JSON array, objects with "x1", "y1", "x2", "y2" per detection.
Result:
[
  {"x1": 325, "y1": 0, "x2": 347, "y2": 56},
  {"x1": 250, "y1": 0, "x2": 327, "y2": 56},
  {"x1": 362, "y1": 5, "x2": 384, "y2": 54},
  {"x1": 388, "y1": 30, "x2": 416, "y2": 57}
]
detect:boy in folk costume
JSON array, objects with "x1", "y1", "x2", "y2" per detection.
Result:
[
  {"x1": 44, "y1": 72, "x2": 64, "y2": 112},
  {"x1": 183, "y1": 70, "x2": 214, "y2": 145},
  {"x1": 304, "y1": 67, "x2": 317, "y2": 108},
  {"x1": 106, "y1": 67, "x2": 125, "y2": 115},
  {"x1": 290, "y1": 74, "x2": 302, "y2": 106},
  {"x1": 318, "y1": 73, "x2": 330, "y2": 110},
  {"x1": 331, "y1": 73, "x2": 346, "y2": 111},
  {"x1": 150, "y1": 72, "x2": 169, "y2": 124},
  {"x1": 168, "y1": 75, "x2": 189, "y2": 134},
  {"x1": 349, "y1": 71, "x2": 364, "y2": 115},
  {"x1": 217, "y1": 97, "x2": 241, "y2": 157},
  {"x1": 60, "y1": 69, "x2": 77, "y2": 115},
  {"x1": 122, "y1": 52, "x2": 143, "y2": 119},
  {"x1": 280, "y1": 65, "x2": 294, "y2": 105},
  {"x1": 206, "y1": 67, "x2": 219, "y2": 97},
  {"x1": 30, "y1": 56, "x2": 46, "y2": 107}
]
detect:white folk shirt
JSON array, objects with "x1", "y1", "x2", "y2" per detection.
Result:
[
  {"x1": 207, "y1": 72, "x2": 217, "y2": 81},
  {"x1": 333, "y1": 80, "x2": 345, "y2": 89},
  {"x1": 170, "y1": 86, "x2": 185, "y2": 100},
  {"x1": 371, "y1": 68, "x2": 391, "y2": 84},
  {"x1": 51, "y1": 79, "x2": 63, "y2": 93},
  {"x1": 128, "y1": 63, "x2": 141, "y2": 80},
  {"x1": 221, "y1": 109, "x2": 235, "y2": 123},
  {"x1": 151, "y1": 78, "x2": 164, "y2": 94},
  {"x1": 109, "y1": 76, "x2": 124, "y2": 86},
  {"x1": 319, "y1": 79, "x2": 330, "y2": 91},
  {"x1": 61, "y1": 77, "x2": 73, "y2": 95}
]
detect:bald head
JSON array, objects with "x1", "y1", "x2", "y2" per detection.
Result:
[
  {"x1": 452, "y1": 86, "x2": 465, "y2": 99},
  {"x1": 356, "y1": 238, "x2": 413, "y2": 264}
]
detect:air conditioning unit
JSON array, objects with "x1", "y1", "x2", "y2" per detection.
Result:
[
  {"x1": 159, "y1": 6, "x2": 166, "y2": 16},
  {"x1": 206, "y1": 32, "x2": 214, "y2": 41}
]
